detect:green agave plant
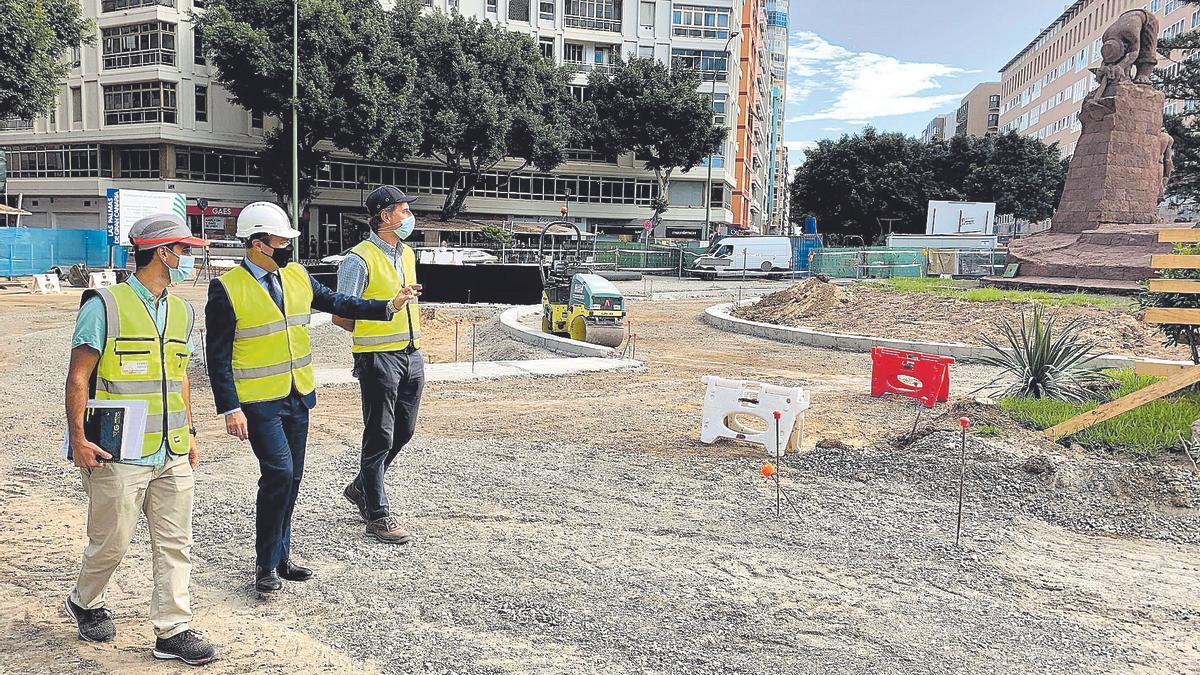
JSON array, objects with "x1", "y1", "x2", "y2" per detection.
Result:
[{"x1": 978, "y1": 305, "x2": 1111, "y2": 403}]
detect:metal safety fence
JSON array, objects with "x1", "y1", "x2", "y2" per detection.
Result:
[
  {"x1": 808, "y1": 247, "x2": 926, "y2": 279},
  {"x1": 1, "y1": 228, "x2": 125, "y2": 278}
]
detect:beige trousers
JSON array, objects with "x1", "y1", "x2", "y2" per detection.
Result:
[{"x1": 70, "y1": 454, "x2": 194, "y2": 639}]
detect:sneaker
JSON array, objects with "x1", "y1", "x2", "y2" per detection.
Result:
[
  {"x1": 343, "y1": 481, "x2": 369, "y2": 522},
  {"x1": 153, "y1": 629, "x2": 217, "y2": 666},
  {"x1": 64, "y1": 596, "x2": 115, "y2": 643},
  {"x1": 366, "y1": 515, "x2": 414, "y2": 545}
]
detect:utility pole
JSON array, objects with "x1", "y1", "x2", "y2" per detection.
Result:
[
  {"x1": 291, "y1": 0, "x2": 300, "y2": 262},
  {"x1": 703, "y1": 30, "x2": 739, "y2": 245}
]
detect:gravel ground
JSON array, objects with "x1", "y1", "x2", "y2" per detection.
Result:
[{"x1": 0, "y1": 283, "x2": 1198, "y2": 673}]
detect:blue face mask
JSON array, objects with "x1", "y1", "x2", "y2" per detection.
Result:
[
  {"x1": 396, "y1": 215, "x2": 416, "y2": 240},
  {"x1": 165, "y1": 249, "x2": 195, "y2": 283}
]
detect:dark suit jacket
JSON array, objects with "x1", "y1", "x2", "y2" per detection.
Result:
[{"x1": 205, "y1": 262, "x2": 391, "y2": 415}]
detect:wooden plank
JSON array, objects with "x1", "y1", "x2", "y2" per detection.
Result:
[
  {"x1": 1144, "y1": 308, "x2": 1200, "y2": 325},
  {"x1": 1152, "y1": 255, "x2": 1200, "y2": 269},
  {"x1": 1158, "y1": 229, "x2": 1200, "y2": 243},
  {"x1": 1045, "y1": 365, "x2": 1200, "y2": 441},
  {"x1": 1148, "y1": 279, "x2": 1200, "y2": 294},
  {"x1": 1134, "y1": 361, "x2": 1196, "y2": 378}
]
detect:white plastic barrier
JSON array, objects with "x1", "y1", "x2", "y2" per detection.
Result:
[
  {"x1": 700, "y1": 376, "x2": 810, "y2": 457},
  {"x1": 88, "y1": 270, "x2": 118, "y2": 288},
  {"x1": 29, "y1": 274, "x2": 63, "y2": 294}
]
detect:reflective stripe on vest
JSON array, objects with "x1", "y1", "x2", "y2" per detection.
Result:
[
  {"x1": 217, "y1": 262, "x2": 316, "y2": 404},
  {"x1": 87, "y1": 283, "x2": 193, "y2": 458},
  {"x1": 348, "y1": 240, "x2": 421, "y2": 353}
]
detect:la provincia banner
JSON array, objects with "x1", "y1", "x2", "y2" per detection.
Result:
[{"x1": 106, "y1": 189, "x2": 188, "y2": 246}]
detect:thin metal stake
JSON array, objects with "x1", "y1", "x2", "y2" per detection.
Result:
[
  {"x1": 774, "y1": 413, "x2": 782, "y2": 517},
  {"x1": 454, "y1": 320, "x2": 460, "y2": 362},
  {"x1": 911, "y1": 401, "x2": 925, "y2": 437},
  {"x1": 471, "y1": 321, "x2": 477, "y2": 373},
  {"x1": 955, "y1": 422, "x2": 968, "y2": 548}
]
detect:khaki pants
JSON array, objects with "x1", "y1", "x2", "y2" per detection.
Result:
[{"x1": 70, "y1": 455, "x2": 194, "y2": 639}]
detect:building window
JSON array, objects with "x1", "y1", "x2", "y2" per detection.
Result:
[
  {"x1": 118, "y1": 145, "x2": 161, "y2": 178},
  {"x1": 709, "y1": 92, "x2": 726, "y2": 125},
  {"x1": 101, "y1": 22, "x2": 177, "y2": 70},
  {"x1": 564, "y1": 0, "x2": 622, "y2": 32},
  {"x1": 71, "y1": 87, "x2": 83, "y2": 124},
  {"x1": 594, "y1": 46, "x2": 613, "y2": 66},
  {"x1": 989, "y1": 94, "x2": 1000, "y2": 109},
  {"x1": 508, "y1": 0, "x2": 530, "y2": 21},
  {"x1": 638, "y1": 45, "x2": 654, "y2": 59},
  {"x1": 72, "y1": 45, "x2": 81, "y2": 67},
  {"x1": 671, "y1": 5, "x2": 731, "y2": 39},
  {"x1": 639, "y1": 1, "x2": 655, "y2": 28},
  {"x1": 538, "y1": 37, "x2": 555, "y2": 60},
  {"x1": 539, "y1": 0, "x2": 554, "y2": 21},
  {"x1": 0, "y1": 116, "x2": 34, "y2": 131},
  {"x1": 176, "y1": 146, "x2": 262, "y2": 184},
  {"x1": 564, "y1": 42, "x2": 585, "y2": 64},
  {"x1": 987, "y1": 113, "x2": 999, "y2": 128},
  {"x1": 103, "y1": 81, "x2": 177, "y2": 125},
  {"x1": 194, "y1": 27, "x2": 206, "y2": 66},
  {"x1": 102, "y1": 0, "x2": 175, "y2": 13},
  {"x1": 671, "y1": 48, "x2": 727, "y2": 81},
  {"x1": 195, "y1": 85, "x2": 208, "y2": 122},
  {"x1": 252, "y1": 110, "x2": 264, "y2": 129},
  {"x1": 487, "y1": 0, "x2": 497, "y2": 12},
  {"x1": 3, "y1": 144, "x2": 111, "y2": 178}
]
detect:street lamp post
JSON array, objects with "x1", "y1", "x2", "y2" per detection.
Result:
[
  {"x1": 291, "y1": 0, "x2": 300, "y2": 262},
  {"x1": 703, "y1": 29, "x2": 739, "y2": 244}
]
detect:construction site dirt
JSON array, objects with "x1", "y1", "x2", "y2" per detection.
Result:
[{"x1": 0, "y1": 279, "x2": 1197, "y2": 674}]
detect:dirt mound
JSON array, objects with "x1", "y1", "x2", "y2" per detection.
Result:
[{"x1": 733, "y1": 277, "x2": 851, "y2": 324}]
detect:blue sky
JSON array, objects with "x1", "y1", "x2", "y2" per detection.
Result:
[{"x1": 783, "y1": 0, "x2": 1070, "y2": 162}]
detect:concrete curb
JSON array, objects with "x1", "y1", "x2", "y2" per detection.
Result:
[
  {"x1": 498, "y1": 305, "x2": 620, "y2": 358},
  {"x1": 703, "y1": 300, "x2": 1191, "y2": 371}
]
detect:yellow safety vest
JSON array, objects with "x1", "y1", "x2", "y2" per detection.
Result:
[
  {"x1": 88, "y1": 282, "x2": 192, "y2": 458},
  {"x1": 216, "y1": 262, "x2": 315, "y2": 404},
  {"x1": 349, "y1": 240, "x2": 421, "y2": 353}
]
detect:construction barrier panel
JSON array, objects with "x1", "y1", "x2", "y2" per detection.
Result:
[
  {"x1": 1, "y1": 228, "x2": 127, "y2": 277},
  {"x1": 870, "y1": 347, "x2": 954, "y2": 409},
  {"x1": 699, "y1": 376, "x2": 811, "y2": 457},
  {"x1": 809, "y1": 247, "x2": 926, "y2": 279},
  {"x1": 29, "y1": 273, "x2": 62, "y2": 294}
]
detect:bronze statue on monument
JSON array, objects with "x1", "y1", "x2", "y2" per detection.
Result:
[{"x1": 998, "y1": 9, "x2": 1184, "y2": 292}]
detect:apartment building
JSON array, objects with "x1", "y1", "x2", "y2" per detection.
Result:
[
  {"x1": 998, "y1": 0, "x2": 1194, "y2": 157},
  {"x1": 764, "y1": 0, "x2": 788, "y2": 233},
  {"x1": 919, "y1": 113, "x2": 955, "y2": 144},
  {"x1": 955, "y1": 82, "x2": 1001, "y2": 138},
  {"x1": 731, "y1": 0, "x2": 769, "y2": 233},
  {"x1": 0, "y1": 0, "x2": 775, "y2": 252}
]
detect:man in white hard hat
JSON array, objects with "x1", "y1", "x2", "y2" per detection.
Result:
[
  {"x1": 204, "y1": 202, "x2": 419, "y2": 594},
  {"x1": 64, "y1": 214, "x2": 217, "y2": 665}
]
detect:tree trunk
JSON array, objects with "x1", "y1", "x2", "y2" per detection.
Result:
[{"x1": 440, "y1": 171, "x2": 481, "y2": 221}]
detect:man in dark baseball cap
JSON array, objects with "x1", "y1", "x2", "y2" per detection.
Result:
[
  {"x1": 333, "y1": 186, "x2": 426, "y2": 545},
  {"x1": 64, "y1": 211, "x2": 217, "y2": 664}
]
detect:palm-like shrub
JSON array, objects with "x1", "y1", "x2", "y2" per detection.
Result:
[{"x1": 978, "y1": 305, "x2": 1111, "y2": 402}]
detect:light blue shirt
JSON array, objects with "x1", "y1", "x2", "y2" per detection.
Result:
[
  {"x1": 242, "y1": 256, "x2": 276, "y2": 292},
  {"x1": 336, "y1": 232, "x2": 407, "y2": 298},
  {"x1": 72, "y1": 275, "x2": 194, "y2": 467}
]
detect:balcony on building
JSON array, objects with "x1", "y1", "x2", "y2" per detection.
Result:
[{"x1": 564, "y1": 0, "x2": 622, "y2": 33}]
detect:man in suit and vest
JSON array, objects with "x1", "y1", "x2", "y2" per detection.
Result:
[
  {"x1": 204, "y1": 202, "x2": 418, "y2": 593},
  {"x1": 333, "y1": 186, "x2": 424, "y2": 545},
  {"x1": 64, "y1": 214, "x2": 217, "y2": 666}
]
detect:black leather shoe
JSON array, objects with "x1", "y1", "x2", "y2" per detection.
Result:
[
  {"x1": 255, "y1": 566, "x2": 282, "y2": 593},
  {"x1": 277, "y1": 560, "x2": 313, "y2": 582}
]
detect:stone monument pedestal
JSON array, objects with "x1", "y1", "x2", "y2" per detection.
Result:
[{"x1": 992, "y1": 81, "x2": 1183, "y2": 292}]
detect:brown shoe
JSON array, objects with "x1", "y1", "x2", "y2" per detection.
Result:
[
  {"x1": 343, "y1": 482, "x2": 369, "y2": 522},
  {"x1": 366, "y1": 515, "x2": 413, "y2": 545}
]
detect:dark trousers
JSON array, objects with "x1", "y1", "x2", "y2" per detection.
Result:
[
  {"x1": 244, "y1": 392, "x2": 310, "y2": 570},
  {"x1": 354, "y1": 350, "x2": 424, "y2": 521}
]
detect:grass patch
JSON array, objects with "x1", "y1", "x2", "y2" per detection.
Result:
[
  {"x1": 974, "y1": 424, "x2": 1003, "y2": 438},
  {"x1": 997, "y1": 369, "x2": 1200, "y2": 457},
  {"x1": 865, "y1": 277, "x2": 1131, "y2": 310}
]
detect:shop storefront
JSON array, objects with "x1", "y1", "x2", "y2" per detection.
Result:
[{"x1": 187, "y1": 205, "x2": 242, "y2": 241}]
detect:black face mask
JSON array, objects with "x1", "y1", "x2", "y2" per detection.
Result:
[{"x1": 266, "y1": 243, "x2": 293, "y2": 267}]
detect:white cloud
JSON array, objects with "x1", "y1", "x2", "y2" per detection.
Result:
[
  {"x1": 783, "y1": 140, "x2": 818, "y2": 161},
  {"x1": 821, "y1": 127, "x2": 843, "y2": 132},
  {"x1": 787, "y1": 31, "x2": 967, "y2": 123}
]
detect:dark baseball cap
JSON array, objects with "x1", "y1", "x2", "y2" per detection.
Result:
[
  {"x1": 365, "y1": 185, "x2": 417, "y2": 216},
  {"x1": 128, "y1": 213, "x2": 209, "y2": 248}
]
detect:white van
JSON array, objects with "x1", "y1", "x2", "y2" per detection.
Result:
[{"x1": 691, "y1": 236, "x2": 793, "y2": 280}]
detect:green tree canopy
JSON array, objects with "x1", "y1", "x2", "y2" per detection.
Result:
[
  {"x1": 789, "y1": 129, "x2": 1068, "y2": 242},
  {"x1": 0, "y1": 0, "x2": 92, "y2": 120},
  {"x1": 384, "y1": 9, "x2": 572, "y2": 220},
  {"x1": 195, "y1": 0, "x2": 418, "y2": 211},
  {"x1": 1155, "y1": 0, "x2": 1200, "y2": 205},
  {"x1": 587, "y1": 56, "x2": 725, "y2": 225}
]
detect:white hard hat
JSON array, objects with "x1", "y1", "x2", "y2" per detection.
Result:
[{"x1": 235, "y1": 201, "x2": 302, "y2": 239}]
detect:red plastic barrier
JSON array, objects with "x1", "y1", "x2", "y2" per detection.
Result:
[{"x1": 870, "y1": 347, "x2": 954, "y2": 409}]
